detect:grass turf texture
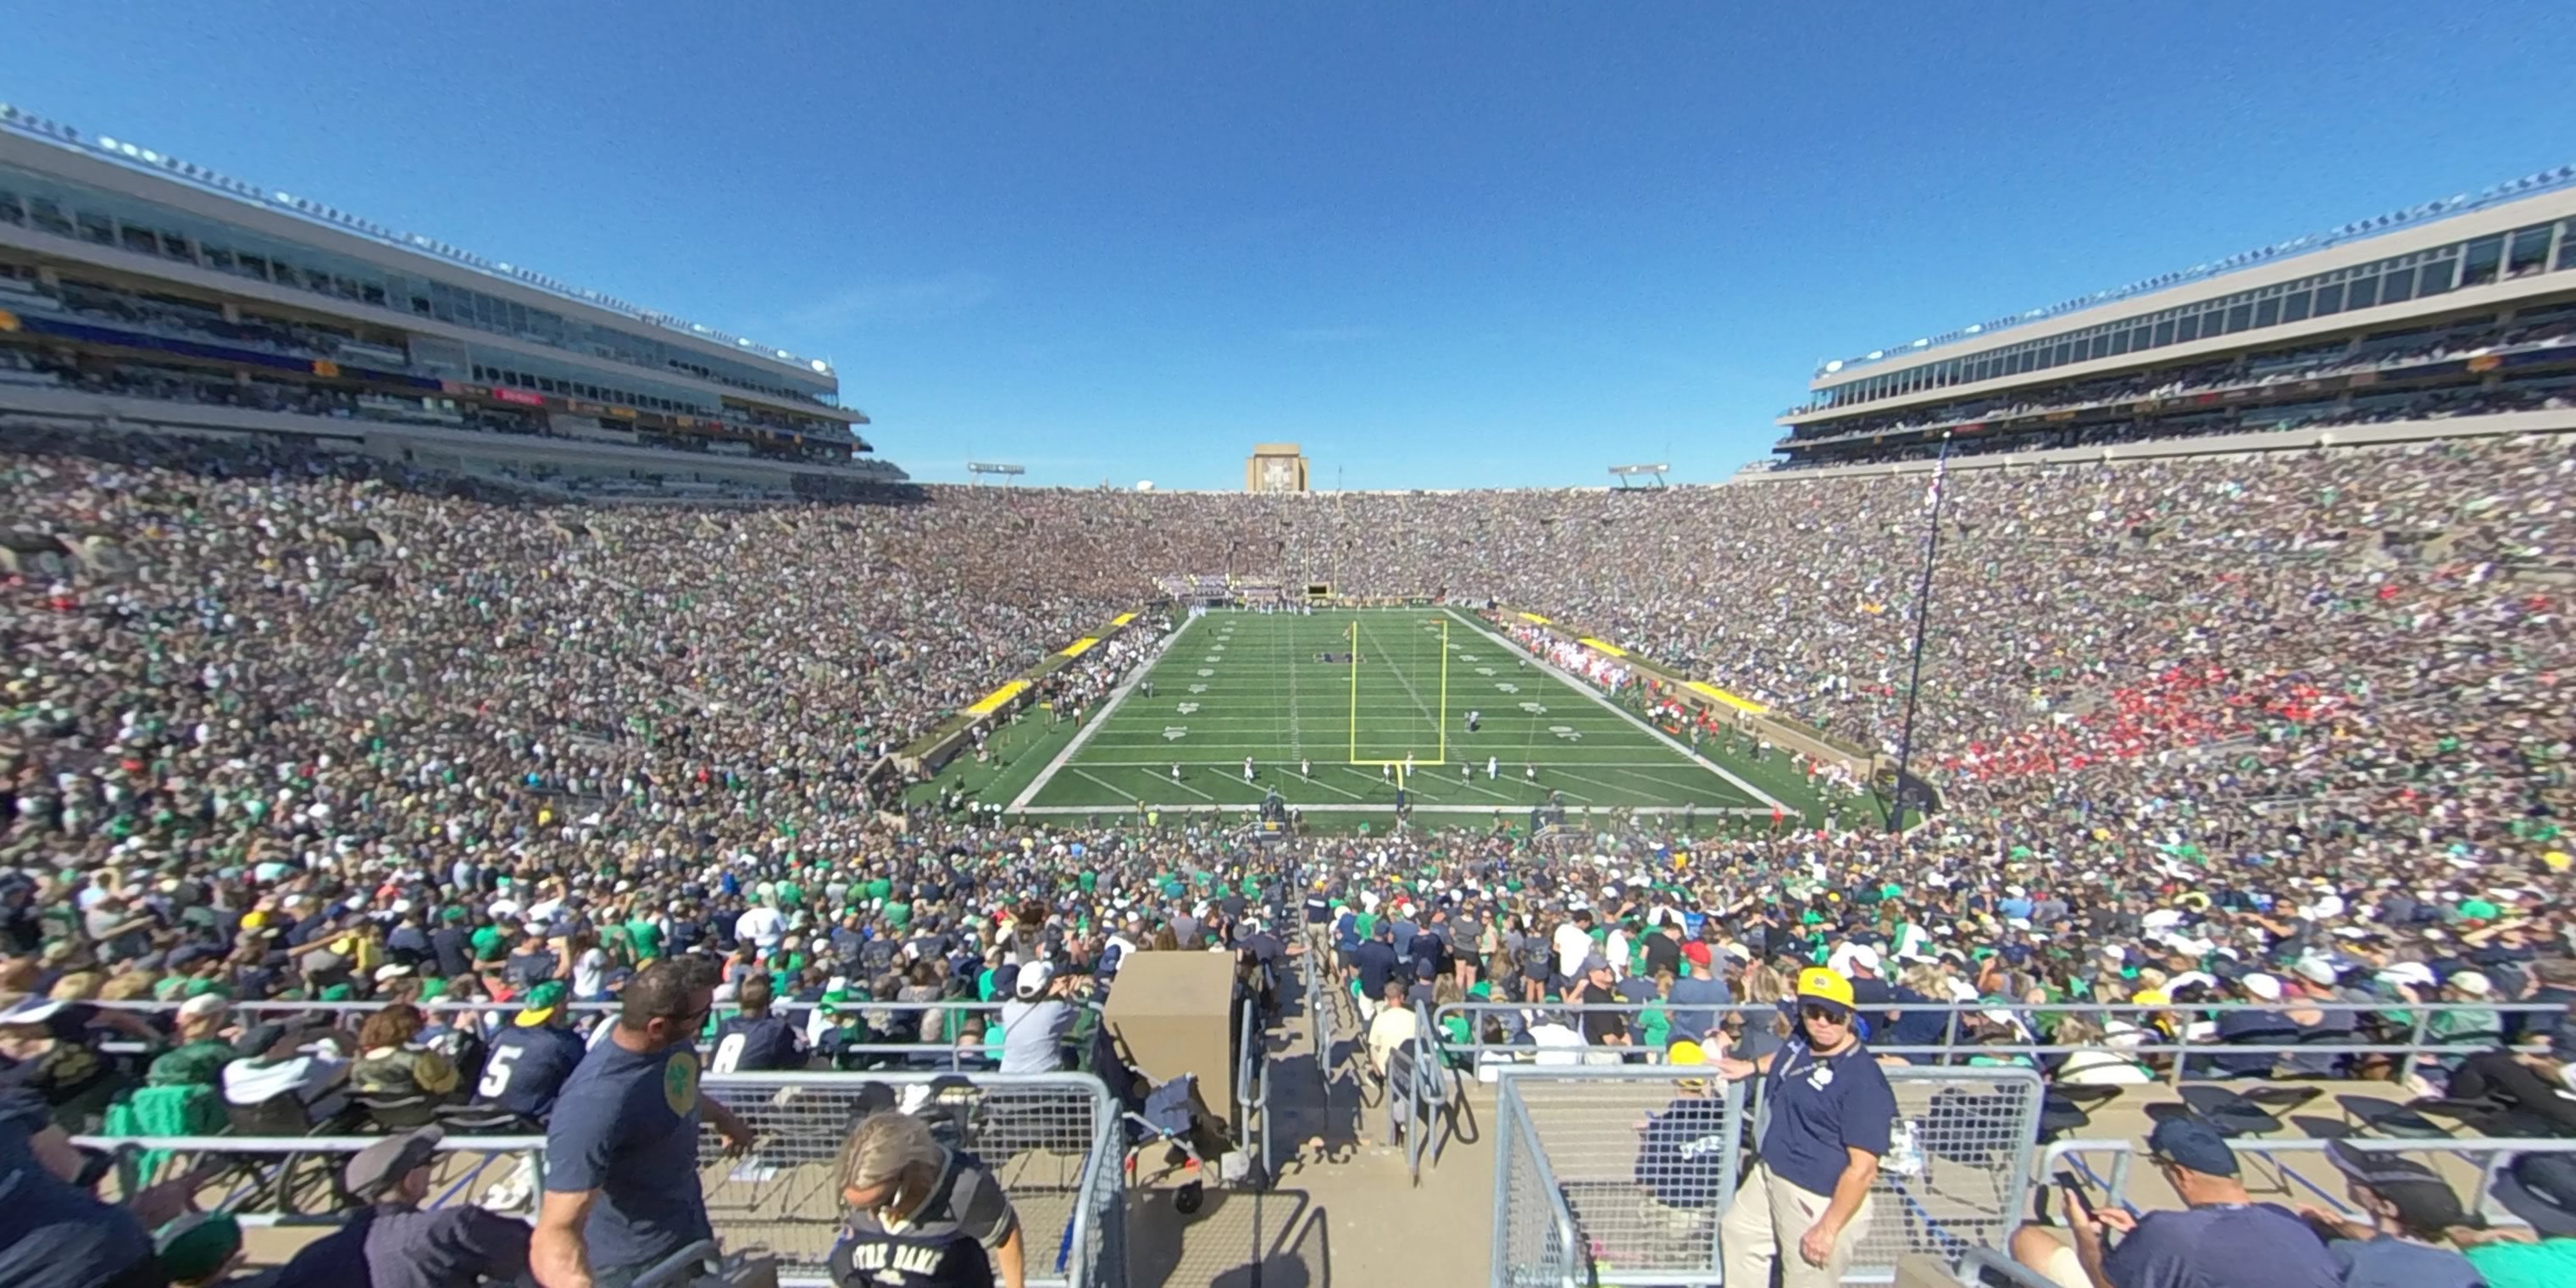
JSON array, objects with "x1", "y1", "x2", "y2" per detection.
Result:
[{"x1": 993, "y1": 608, "x2": 1849, "y2": 827}]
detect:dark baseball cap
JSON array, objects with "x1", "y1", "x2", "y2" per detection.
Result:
[
  {"x1": 2146, "y1": 1118, "x2": 2239, "y2": 1177},
  {"x1": 344, "y1": 1126, "x2": 442, "y2": 1199},
  {"x1": 2324, "y1": 1141, "x2": 2467, "y2": 1230}
]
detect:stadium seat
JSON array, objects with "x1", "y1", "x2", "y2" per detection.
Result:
[{"x1": 2332, "y1": 1093, "x2": 2451, "y2": 1140}]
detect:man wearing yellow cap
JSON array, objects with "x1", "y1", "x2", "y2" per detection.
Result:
[{"x1": 1713, "y1": 966, "x2": 1893, "y2": 1287}]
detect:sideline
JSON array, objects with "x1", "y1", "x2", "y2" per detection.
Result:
[
  {"x1": 1008, "y1": 616, "x2": 1188, "y2": 812},
  {"x1": 1441, "y1": 608, "x2": 1790, "y2": 814}
]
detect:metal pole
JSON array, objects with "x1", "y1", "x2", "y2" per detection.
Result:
[{"x1": 1887, "y1": 430, "x2": 1954, "y2": 833}]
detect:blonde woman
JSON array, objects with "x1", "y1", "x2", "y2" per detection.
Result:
[
  {"x1": 830, "y1": 1110, "x2": 1025, "y2": 1288},
  {"x1": 1730, "y1": 963, "x2": 1796, "y2": 1064}
]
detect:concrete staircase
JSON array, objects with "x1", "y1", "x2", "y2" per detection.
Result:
[{"x1": 1124, "y1": 971, "x2": 1503, "y2": 1288}]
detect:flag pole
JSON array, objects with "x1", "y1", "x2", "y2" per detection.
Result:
[{"x1": 1887, "y1": 430, "x2": 1953, "y2": 834}]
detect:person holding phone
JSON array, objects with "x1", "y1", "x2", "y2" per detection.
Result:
[
  {"x1": 1712, "y1": 966, "x2": 1892, "y2": 1288},
  {"x1": 2007, "y1": 1119, "x2": 2341, "y2": 1288}
]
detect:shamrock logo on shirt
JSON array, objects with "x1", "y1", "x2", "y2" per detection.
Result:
[{"x1": 663, "y1": 1048, "x2": 701, "y2": 1116}]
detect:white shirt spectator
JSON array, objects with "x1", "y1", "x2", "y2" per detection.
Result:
[
  {"x1": 735, "y1": 905, "x2": 787, "y2": 949},
  {"x1": 1553, "y1": 922, "x2": 1592, "y2": 982}
]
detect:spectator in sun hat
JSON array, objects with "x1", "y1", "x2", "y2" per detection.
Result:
[
  {"x1": 270, "y1": 1125, "x2": 533, "y2": 1288},
  {"x1": 1713, "y1": 966, "x2": 1892, "y2": 1288},
  {"x1": 2290, "y1": 1138, "x2": 2484, "y2": 1288}
]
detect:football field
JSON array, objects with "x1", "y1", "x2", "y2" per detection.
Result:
[{"x1": 1008, "y1": 607, "x2": 1796, "y2": 820}]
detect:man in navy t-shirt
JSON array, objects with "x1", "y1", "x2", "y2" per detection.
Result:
[
  {"x1": 2009, "y1": 1118, "x2": 2343, "y2": 1288},
  {"x1": 535, "y1": 957, "x2": 755, "y2": 1288}
]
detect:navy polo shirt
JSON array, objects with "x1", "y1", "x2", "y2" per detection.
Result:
[{"x1": 1757, "y1": 1035, "x2": 1896, "y2": 1196}]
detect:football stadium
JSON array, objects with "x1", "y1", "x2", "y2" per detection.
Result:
[{"x1": 7, "y1": 24, "x2": 2576, "y2": 1288}]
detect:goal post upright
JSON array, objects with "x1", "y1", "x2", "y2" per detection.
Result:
[
  {"x1": 1436, "y1": 615, "x2": 1450, "y2": 763},
  {"x1": 1347, "y1": 618, "x2": 1359, "y2": 763}
]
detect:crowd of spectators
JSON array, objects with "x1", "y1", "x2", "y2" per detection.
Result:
[{"x1": 2, "y1": 422, "x2": 2573, "y2": 1282}]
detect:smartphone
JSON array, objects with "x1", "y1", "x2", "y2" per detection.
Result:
[{"x1": 2054, "y1": 1170, "x2": 2097, "y2": 1220}]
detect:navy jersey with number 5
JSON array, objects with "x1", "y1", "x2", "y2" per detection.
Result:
[{"x1": 476, "y1": 1024, "x2": 586, "y2": 1119}]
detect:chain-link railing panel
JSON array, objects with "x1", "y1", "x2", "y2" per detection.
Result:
[
  {"x1": 1853, "y1": 1068, "x2": 2046, "y2": 1280},
  {"x1": 699, "y1": 1072, "x2": 1113, "y2": 1288},
  {"x1": 1494, "y1": 1089, "x2": 1585, "y2": 1288},
  {"x1": 1496, "y1": 1067, "x2": 1747, "y2": 1283}
]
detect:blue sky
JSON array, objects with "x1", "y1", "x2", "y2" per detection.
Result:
[{"x1": 7, "y1": 3, "x2": 2572, "y2": 488}]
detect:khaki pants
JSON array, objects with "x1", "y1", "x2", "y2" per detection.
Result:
[{"x1": 1719, "y1": 1160, "x2": 1874, "y2": 1288}]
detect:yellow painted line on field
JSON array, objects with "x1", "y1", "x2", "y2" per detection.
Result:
[
  {"x1": 1685, "y1": 680, "x2": 1769, "y2": 716},
  {"x1": 1577, "y1": 636, "x2": 1627, "y2": 658},
  {"x1": 1058, "y1": 637, "x2": 1101, "y2": 658},
  {"x1": 964, "y1": 680, "x2": 1030, "y2": 715}
]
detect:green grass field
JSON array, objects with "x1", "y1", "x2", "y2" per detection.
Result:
[{"x1": 1002, "y1": 608, "x2": 1824, "y2": 824}]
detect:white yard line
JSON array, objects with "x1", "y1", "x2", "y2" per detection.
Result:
[
  {"x1": 1008, "y1": 619, "x2": 1182, "y2": 812},
  {"x1": 1297, "y1": 770, "x2": 1365, "y2": 801},
  {"x1": 1076, "y1": 764, "x2": 1213, "y2": 802},
  {"x1": 1441, "y1": 608, "x2": 1790, "y2": 814},
  {"x1": 1548, "y1": 766, "x2": 1673, "y2": 802}
]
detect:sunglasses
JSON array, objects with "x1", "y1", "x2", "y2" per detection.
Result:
[{"x1": 1800, "y1": 1003, "x2": 1851, "y2": 1024}]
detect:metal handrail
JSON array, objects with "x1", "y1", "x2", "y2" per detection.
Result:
[
  {"x1": 1431, "y1": 999, "x2": 2555, "y2": 1085},
  {"x1": 1403, "y1": 997, "x2": 1459, "y2": 1182},
  {"x1": 95, "y1": 997, "x2": 1002, "y2": 1019}
]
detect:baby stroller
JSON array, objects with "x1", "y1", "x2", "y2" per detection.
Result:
[{"x1": 1120, "y1": 1073, "x2": 1236, "y2": 1215}]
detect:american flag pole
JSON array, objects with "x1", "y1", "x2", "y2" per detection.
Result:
[{"x1": 1886, "y1": 430, "x2": 1954, "y2": 834}]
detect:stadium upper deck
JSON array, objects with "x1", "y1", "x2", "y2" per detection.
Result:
[
  {"x1": 1774, "y1": 166, "x2": 2576, "y2": 467},
  {"x1": 0, "y1": 103, "x2": 891, "y2": 481}
]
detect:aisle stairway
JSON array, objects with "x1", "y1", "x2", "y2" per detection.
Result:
[{"x1": 1123, "y1": 965, "x2": 1503, "y2": 1288}]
